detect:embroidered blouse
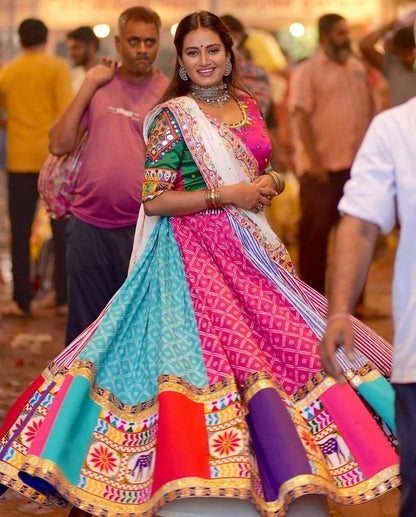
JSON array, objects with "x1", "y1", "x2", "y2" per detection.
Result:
[{"x1": 143, "y1": 95, "x2": 272, "y2": 202}]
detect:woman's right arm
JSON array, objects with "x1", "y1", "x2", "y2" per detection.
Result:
[
  {"x1": 49, "y1": 59, "x2": 117, "y2": 155},
  {"x1": 143, "y1": 182, "x2": 277, "y2": 217}
]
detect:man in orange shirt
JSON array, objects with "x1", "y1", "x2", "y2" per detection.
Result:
[{"x1": 288, "y1": 13, "x2": 374, "y2": 296}]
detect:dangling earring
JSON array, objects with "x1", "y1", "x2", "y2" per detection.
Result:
[
  {"x1": 179, "y1": 65, "x2": 188, "y2": 81},
  {"x1": 224, "y1": 60, "x2": 232, "y2": 77}
]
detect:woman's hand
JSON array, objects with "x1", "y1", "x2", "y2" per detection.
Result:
[
  {"x1": 221, "y1": 181, "x2": 277, "y2": 213},
  {"x1": 253, "y1": 172, "x2": 285, "y2": 195},
  {"x1": 251, "y1": 173, "x2": 275, "y2": 189}
]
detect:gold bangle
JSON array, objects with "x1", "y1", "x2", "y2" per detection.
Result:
[
  {"x1": 205, "y1": 188, "x2": 223, "y2": 209},
  {"x1": 205, "y1": 188, "x2": 213, "y2": 208},
  {"x1": 211, "y1": 188, "x2": 216, "y2": 207},
  {"x1": 267, "y1": 170, "x2": 285, "y2": 195},
  {"x1": 209, "y1": 189, "x2": 215, "y2": 208},
  {"x1": 212, "y1": 188, "x2": 222, "y2": 208}
]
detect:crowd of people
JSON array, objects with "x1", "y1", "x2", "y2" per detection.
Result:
[{"x1": 0, "y1": 5, "x2": 415, "y2": 517}]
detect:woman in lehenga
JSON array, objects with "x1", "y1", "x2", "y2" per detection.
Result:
[{"x1": 0, "y1": 10, "x2": 401, "y2": 517}]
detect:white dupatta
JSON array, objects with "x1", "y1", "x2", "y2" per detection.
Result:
[{"x1": 129, "y1": 96, "x2": 282, "y2": 272}]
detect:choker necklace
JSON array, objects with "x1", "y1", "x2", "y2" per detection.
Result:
[{"x1": 190, "y1": 83, "x2": 231, "y2": 107}]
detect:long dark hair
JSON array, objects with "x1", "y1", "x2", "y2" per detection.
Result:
[{"x1": 160, "y1": 10, "x2": 251, "y2": 103}]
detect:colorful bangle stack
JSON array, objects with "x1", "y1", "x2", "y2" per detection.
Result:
[
  {"x1": 266, "y1": 170, "x2": 285, "y2": 195},
  {"x1": 205, "y1": 188, "x2": 223, "y2": 209}
]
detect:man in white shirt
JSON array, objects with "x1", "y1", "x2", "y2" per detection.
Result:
[
  {"x1": 67, "y1": 26, "x2": 100, "y2": 92},
  {"x1": 320, "y1": 96, "x2": 416, "y2": 517}
]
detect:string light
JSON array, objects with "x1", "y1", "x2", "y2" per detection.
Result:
[
  {"x1": 93, "y1": 24, "x2": 110, "y2": 38},
  {"x1": 290, "y1": 23, "x2": 305, "y2": 37}
]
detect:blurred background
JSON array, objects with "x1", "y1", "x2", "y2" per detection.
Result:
[{"x1": 0, "y1": 0, "x2": 416, "y2": 76}]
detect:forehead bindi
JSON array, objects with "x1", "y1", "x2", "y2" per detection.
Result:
[{"x1": 183, "y1": 28, "x2": 222, "y2": 50}]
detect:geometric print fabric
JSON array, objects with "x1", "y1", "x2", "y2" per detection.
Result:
[
  {"x1": 171, "y1": 212, "x2": 322, "y2": 395},
  {"x1": 78, "y1": 218, "x2": 208, "y2": 405}
]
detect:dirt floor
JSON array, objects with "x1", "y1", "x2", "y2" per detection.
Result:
[{"x1": 0, "y1": 235, "x2": 400, "y2": 517}]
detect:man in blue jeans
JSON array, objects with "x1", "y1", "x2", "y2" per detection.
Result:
[{"x1": 49, "y1": 7, "x2": 169, "y2": 345}]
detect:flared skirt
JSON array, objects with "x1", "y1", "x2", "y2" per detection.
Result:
[{"x1": 0, "y1": 211, "x2": 399, "y2": 516}]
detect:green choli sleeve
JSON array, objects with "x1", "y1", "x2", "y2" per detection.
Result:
[{"x1": 143, "y1": 108, "x2": 207, "y2": 202}]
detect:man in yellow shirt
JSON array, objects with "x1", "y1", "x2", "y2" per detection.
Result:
[{"x1": 0, "y1": 18, "x2": 73, "y2": 316}]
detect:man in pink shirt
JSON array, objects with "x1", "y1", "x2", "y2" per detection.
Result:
[
  {"x1": 49, "y1": 6, "x2": 169, "y2": 346},
  {"x1": 289, "y1": 13, "x2": 373, "y2": 296}
]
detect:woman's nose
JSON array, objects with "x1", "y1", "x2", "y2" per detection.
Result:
[{"x1": 199, "y1": 51, "x2": 210, "y2": 66}]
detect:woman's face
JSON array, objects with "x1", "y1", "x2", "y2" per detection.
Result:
[{"x1": 179, "y1": 27, "x2": 229, "y2": 87}]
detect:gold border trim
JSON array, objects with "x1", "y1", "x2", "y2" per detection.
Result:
[{"x1": 19, "y1": 455, "x2": 400, "y2": 517}]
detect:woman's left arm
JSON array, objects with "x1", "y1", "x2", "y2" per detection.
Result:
[{"x1": 144, "y1": 189, "x2": 212, "y2": 216}]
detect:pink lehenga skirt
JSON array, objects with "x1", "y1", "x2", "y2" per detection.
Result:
[{"x1": 0, "y1": 211, "x2": 399, "y2": 517}]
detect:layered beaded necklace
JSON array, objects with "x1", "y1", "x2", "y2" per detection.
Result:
[{"x1": 190, "y1": 83, "x2": 231, "y2": 107}]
